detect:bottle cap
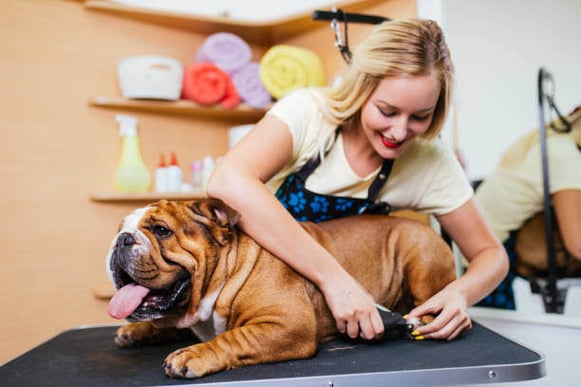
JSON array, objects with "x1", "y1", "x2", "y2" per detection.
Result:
[
  {"x1": 170, "y1": 152, "x2": 179, "y2": 166},
  {"x1": 158, "y1": 154, "x2": 167, "y2": 167},
  {"x1": 116, "y1": 114, "x2": 138, "y2": 136}
]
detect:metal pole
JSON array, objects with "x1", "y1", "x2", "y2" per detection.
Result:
[{"x1": 537, "y1": 68, "x2": 562, "y2": 313}]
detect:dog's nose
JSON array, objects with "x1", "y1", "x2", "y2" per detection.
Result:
[{"x1": 117, "y1": 232, "x2": 136, "y2": 247}]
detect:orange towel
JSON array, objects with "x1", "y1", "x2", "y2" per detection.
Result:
[{"x1": 182, "y1": 62, "x2": 240, "y2": 108}]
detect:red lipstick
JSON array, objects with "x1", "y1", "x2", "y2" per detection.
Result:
[{"x1": 380, "y1": 134, "x2": 402, "y2": 149}]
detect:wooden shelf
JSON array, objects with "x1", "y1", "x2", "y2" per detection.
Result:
[
  {"x1": 84, "y1": 0, "x2": 385, "y2": 44},
  {"x1": 89, "y1": 96, "x2": 269, "y2": 121},
  {"x1": 89, "y1": 191, "x2": 206, "y2": 203}
]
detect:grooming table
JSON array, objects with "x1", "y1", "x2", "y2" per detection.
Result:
[{"x1": 0, "y1": 322, "x2": 544, "y2": 387}]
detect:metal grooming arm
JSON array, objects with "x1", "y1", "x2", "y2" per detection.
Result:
[
  {"x1": 312, "y1": 9, "x2": 389, "y2": 63},
  {"x1": 536, "y1": 68, "x2": 567, "y2": 313},
  {"x1": 312, "y1": 10, "x2": 389, "y2": 24}
]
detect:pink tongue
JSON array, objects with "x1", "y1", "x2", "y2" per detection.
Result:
[{"x1": 108, "y1": 283, "x2": 151, "y2": 319}]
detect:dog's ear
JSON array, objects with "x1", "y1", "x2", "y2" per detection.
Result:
[
  {"x1": 195, "y1": 198, "x2": 241, "y2": 227},
  {"x1": 188, "y1": 199, "x2": 240, "y2": 244}
]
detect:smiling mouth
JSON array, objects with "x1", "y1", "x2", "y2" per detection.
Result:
[
  {"x1": 380, "y1": 134, "x2": 403, "y2": 149},
  {"x1": 108, "y1": 267, "x2": 191, "y2": 321}
]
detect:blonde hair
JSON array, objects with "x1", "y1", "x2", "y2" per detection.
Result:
[
  {"x1": 317, "y1": 19, "x2": 454, "y2": 154},
  {"x1": 499, "y1": 106, "x2": 581, "y2": 169}
]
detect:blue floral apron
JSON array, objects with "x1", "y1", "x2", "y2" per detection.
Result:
[
  {"x1": 275, "y1": 138, "x2": 394, "y2": 223},
  {"x1": 476, "y1": 233, "x2": 517, "y2": 310}
]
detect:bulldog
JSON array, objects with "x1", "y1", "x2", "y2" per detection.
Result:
[{"x1": 106, "y1": 199, "x2": 456, "y2": 379}]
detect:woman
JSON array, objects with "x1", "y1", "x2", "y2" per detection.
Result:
[
  {"x1": 208, "y1": 19, "x2": 508, "y2": 341},
  {"x1": 475, "y1": 106, "x2": 581, "y2": 309}
]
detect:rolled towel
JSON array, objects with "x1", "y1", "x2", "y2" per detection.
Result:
[
  {"x1": 259, "y1": 45, "x2": 325, "y2": 100},
  {"x1": 231, "y1": 62, "x2": 272, "y2": 109},
  {"x1": 220, "y1": 73, "x2": 241, "y2": 109},
  {"x1": 182, "y1": 62, "x2": 240, "y2": 108},
  {"x1": 195, "y1": 32, "x2": 252, "y2": 74}
]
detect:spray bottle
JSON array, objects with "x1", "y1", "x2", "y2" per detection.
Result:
[
  {"x1": 154, "y1": 153, "x2": 168, "y2": 193},
  {"x1": 190, "y1": 160, "x2": 203, "y2": 192},
  {"x1": 166, "y1": 152, "x2": 183, "y2": 192},
  {"x1": 114, "y1": 114, "x2": 151, "y2": 193},
  {"x1": 201, "y1": 155, "x2": 215, "y2": 192}
]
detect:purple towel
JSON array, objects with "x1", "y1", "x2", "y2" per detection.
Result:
[
  {"x1": 231, "y1": 62, "x2": 272, "y2": 109},
  {"x1": 195, "y1": 32, "x2": 252, "y2": 74}
]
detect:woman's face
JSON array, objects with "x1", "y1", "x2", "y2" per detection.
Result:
[{"x1": 360, "y1": 74, "x2": 441, "y2": 159}]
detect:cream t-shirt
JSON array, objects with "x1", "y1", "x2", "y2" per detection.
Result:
[
  {"x1": 476, "y1": 134, "x2": 581, "y2": 242},
  {"x1": 265, "y1": 88, "x2": 473, "y2": 216}
]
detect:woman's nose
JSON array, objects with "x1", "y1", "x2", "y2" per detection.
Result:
[{"x1": 389, "y1": 117, "x2": 408, "y2": 140}]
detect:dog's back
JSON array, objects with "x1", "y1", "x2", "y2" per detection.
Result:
[{"x1": 299, "y1": 215, "x2": 457, "y2": 340}]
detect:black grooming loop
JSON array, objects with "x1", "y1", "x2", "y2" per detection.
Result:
[
  {"x1": 534, "y1": 68, "x2": 572, "y2": 313},
  {"x1": 312, "y1": 9, "x2": 389, "y2": 64}
]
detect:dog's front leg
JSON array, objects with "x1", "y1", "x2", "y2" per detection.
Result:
[
  {"x1": 163, "y1": 322, "x2": 317, "y2": 378},
  {"x1": 114, "y1": 322, "x2": 196, "y2": 348}
]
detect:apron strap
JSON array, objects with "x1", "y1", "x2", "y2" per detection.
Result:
[
  {"x1": 296, "y1": 152, "x2": 394, "y2": 205},
  {"x1": 367, "y1": 159, "x2": 394, "y2": 202},
  {"x1": 294, "y1": 127, "x2": 394, "y2": 207},
  {"x1": 295, "y1": 127, "x2": 342, "y2": 181},
  {"x1": 295, "y1": 155, "x2": 322, "y2": 181},
  {"x1": 357, "y1": 158, "x2": 394, "y2": 215}
]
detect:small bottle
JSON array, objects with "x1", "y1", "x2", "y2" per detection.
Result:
[
  {"x1": 190, "y1": 160, "x2": 203, "y2": 192},
  {"x1": 166, "y1": 152, "x2": 183, "y2": 192},
  {"x1": 114, "y1": 114, "x2": 151, "y2": 193},
  {"x1": 201, "y1": 156, "x2": 215, "y2": 192},
  {"x1": 154, "y1": 154, "x2": 168, "y2": 193}
]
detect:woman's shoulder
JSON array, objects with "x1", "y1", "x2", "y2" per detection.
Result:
[
  {"x1": 267, "y1": 87, "x2": 325, "y2": 122},
  {"x1": 547, "y1": 132, "x2": 579, "y2": 150},
  {"x1": 403, "y1": 137, "x2": 453, "y2": 162},
  {"x1": 271, "y1": 87, "x2": 324, "y2": 106},
  {"x1": 394, "y1": 138, "x2": 464, "y2": 181},
  {"x1": 523, "y1": 133, "x2": 580, "y2": 164}
]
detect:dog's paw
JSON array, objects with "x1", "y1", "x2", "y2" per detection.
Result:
[
  {"x1": 419, "y1": 315, "x2": 435, "y2": 326},
  {"x1": 114, "y1": 322, "x2": 158, "y2": 348},
  {"x1": 163, "y1": 347, "x2": 203, "y2": 379}
]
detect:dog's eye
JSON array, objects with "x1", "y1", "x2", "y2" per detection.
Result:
[{"x1": 152, "y1": 225, "x2": 172, "y2": 238}]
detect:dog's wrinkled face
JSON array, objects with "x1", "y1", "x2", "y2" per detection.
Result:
[{"x1": 106, "y1": 199, "x2": 239, "y2": 326}]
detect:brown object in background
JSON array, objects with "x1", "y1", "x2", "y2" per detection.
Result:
[{"x1": 514, "y1": 212, "x2": 581, "y2": 278}]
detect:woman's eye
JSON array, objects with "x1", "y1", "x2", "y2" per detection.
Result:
[
  {"x1": 378, "y1": 108, "x2": 396, "y2": 117},
  {"x1": 412, "y1": 115, "x2": 430, "y2": 121},
  {"x1": 152, "y1": 225, "x2": 172, "y2": 238}
]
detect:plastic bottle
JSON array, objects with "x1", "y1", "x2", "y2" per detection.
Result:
[
  {"x1": 201, "y1": 156, "x2": 215, "y2": 192},
  {"x1": 154, "y1": 154, "x2": 168, "y2": 193},
  {"x1": 166, "y1": 152, "x2": 183, "y2": 192},
  {"x1": 190, "y1": 160, "x2": 203, "y2": 192},
  {"x1": 114, "y1": 114, "x2": 151, "y2": 193}
]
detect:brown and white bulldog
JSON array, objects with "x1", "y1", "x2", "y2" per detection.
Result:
[{"x1": 106, "y1": 199, "x2": 456, "y2": 379}]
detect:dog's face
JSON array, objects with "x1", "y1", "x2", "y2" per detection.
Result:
[{"x1": 106, "y1": 199, "x2": 239, "y2": 327}]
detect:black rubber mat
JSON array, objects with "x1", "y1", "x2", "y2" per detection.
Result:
[{"x1": 0, "y1": 322, "x2": 542, "y2": 386}]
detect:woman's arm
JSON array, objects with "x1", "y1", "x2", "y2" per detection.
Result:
[
  {"x1": 407, "y1": 198, "x2": 509, "y2": 340},
  {"x1": 553, "y1": 189, "x2": 581, "y2": 260},
  {"x1": 207, "y1": 114, "x2": 385, "y2": 340}
]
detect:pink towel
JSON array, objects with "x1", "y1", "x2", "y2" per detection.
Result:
[
  {"x1": 231, "y1": 62, "x2": 272, "y2": 109},
  {"x1": 195, "y1": 32, "x2": 252, "y2": 74},
  {"x1": 182, "y1": 62, "x2": 240, "y2": 108}
]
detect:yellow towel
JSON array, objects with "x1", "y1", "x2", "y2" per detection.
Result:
[{"x1": 259, "y1": 45, "x2": 325, "y2": 100}]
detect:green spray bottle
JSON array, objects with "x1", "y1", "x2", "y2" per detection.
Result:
[{"x1": 114, "y1": 114, "x2": 151, "y2": 193}]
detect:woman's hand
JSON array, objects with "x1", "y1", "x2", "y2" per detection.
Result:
[
  {"x1": 320, "y1": 274, "x2": 385, "y2": 341},
  {"x1": 410, "y1": 198, "x2": 508, "y2": 341},
  {"x1": 406, "y1": 284, "x2": 472, "y2": 341}
]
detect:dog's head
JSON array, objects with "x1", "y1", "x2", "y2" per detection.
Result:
[{"x1": 106, "y1": 199, "x2": 240, "y2": 327}]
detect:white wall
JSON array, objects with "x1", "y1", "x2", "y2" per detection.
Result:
[{"x1": 440, "y1": 0, "x2": 581, "y2": 180}]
